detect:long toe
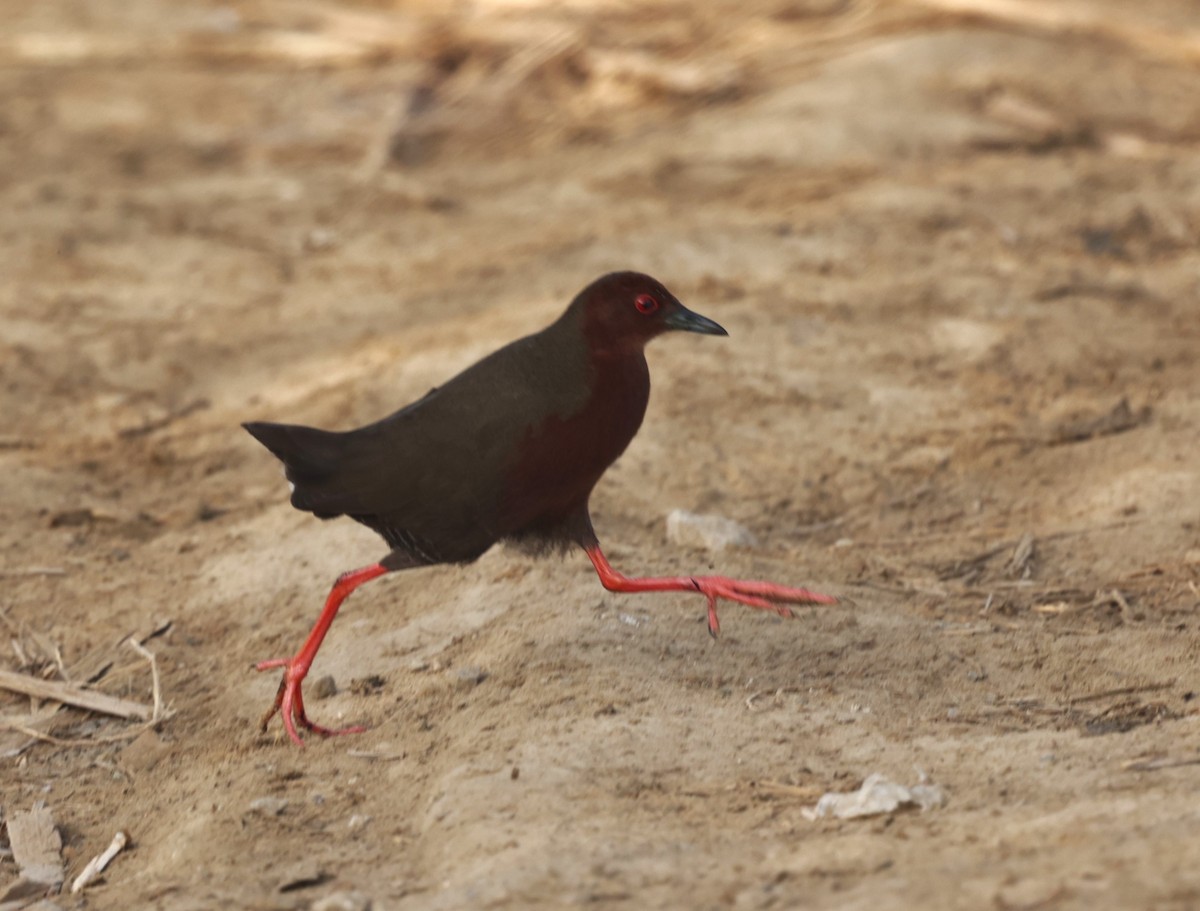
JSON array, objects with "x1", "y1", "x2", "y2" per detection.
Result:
[
  {"x1": 291, "y1": 687, "x2": 367, "y2": 738},
  {"x1": 258, "y1": 702, "x2": 281, "y2": 733},
  {"x1": 775, "y1": 586, "x2": 838, "y2": 605},
  {"x1": 278, "y1": 681, "x2": 305, "y2": 747},
  {"x1": 736, "y1": 580, "x2": 838, "y2": 605},
  {"x1": 707, "y1": 582, "x2": 775, "y2": 611},
  {"x1": 691, "y1": 576, "x2": 838, "y2": 631},
  {"x1": 258, "y1": 676, "x2": 288, "y2": 733},
  {"x1": 706, "y1": 595, "x2": 721, "y2": 638}
]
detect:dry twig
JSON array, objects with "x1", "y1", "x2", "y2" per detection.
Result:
[
  {"x1": 1122, "y1": 755, "x2": 1200, "y2": 772},
  {"x1": 1068, "y1": 682, "x2": 1174, "y2": 705},
  {"x1": 906, "y1": 0, "x2": 1200, "y2": 69},
  {"x1": 0, "y1": 669, "x2": 152, "y2": 720},
  {"x1": 750, "y1": 780, "x2": 824, "y2": 800},
  {"x1": 745, "y1": 688, "x2": 804, "y2": 712},
  {"x1": 128, "y1": 638, "x2": 165, "y2": 722},
  {"x1": 71, "y1": 831, "x2": 129, "y2": 894}
]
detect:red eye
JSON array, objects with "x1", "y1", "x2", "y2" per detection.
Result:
[{"x1": 634, "y1": 294, "x2": 659, "y2": 315}]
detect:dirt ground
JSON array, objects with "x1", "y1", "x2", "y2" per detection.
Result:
[{"x1": 2, "y1": 0, "x2": 1200, "y2": 908}]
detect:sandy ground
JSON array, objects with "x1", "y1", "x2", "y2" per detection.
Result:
[{"x1": 2, "y1": 0, "x2": 1200, "y2": 908}]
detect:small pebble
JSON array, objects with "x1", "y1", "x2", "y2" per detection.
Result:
[
  {"x1": 312, "y1": 891, "x2": 371, "y2": 911},
  {"x1": 455, "y1": 666, "x2": 488, "y2": 686},
  {"x1": 311, "y1": 675, "x2": 338, "y2": 700},
  {"x1": 248, "y1": 796, "x2": 289, "y2": 816},
  {"x1": 348, "y1": 814, "x2": 372, "y2": 832},
  {"x1": 303, "y1": 228, "x2": 339, "y2": 252}
]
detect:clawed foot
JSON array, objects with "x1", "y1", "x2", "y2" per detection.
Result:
[
  {"x1": 690, "y1": 577, "x2": 838, "y2": 638},
  {"x1": 255, "y1": 657, "x2": 367, "y2": 746}
]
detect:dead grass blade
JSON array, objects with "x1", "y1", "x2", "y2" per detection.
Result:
[{"x1": 0, "y1": 668, "x2": 153, "y2": 721}]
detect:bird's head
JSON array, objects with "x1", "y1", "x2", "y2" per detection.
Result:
[{"x1": 569, "y1": 271, "x2": 727, "y2": 354}]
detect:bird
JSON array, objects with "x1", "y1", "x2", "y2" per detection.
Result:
[{"x1": 244, "y1": 271, "x2": 837, "y2": 745}]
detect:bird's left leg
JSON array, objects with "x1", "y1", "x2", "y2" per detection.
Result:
[
  {"x1": 255, "y1": 563, "x2": 389, "y2": 745},
  {"x1": 583, "y1": 543, "x2": 837, "y2": 637}
]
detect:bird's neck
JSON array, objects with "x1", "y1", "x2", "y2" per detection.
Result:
[
  {"x1": 581, "y1": 347, "x2": 650, "y2": 442},
  {"x1": 540, "y1": 305, "x2": 650, "y2": 416}
]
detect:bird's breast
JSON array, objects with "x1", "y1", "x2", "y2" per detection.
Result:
[{"x1": 500, "y1": 353, "x2": 650, "y2": 531}]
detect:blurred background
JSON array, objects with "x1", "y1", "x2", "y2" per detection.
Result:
[{"x1": 2, "y1": 1, "x2": 1199, "y2": 908}]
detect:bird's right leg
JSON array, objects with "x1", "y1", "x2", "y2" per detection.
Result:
[
  {"x1": 255, "y1": 563, "x2": 389, "y2": 746},
  {"x1": 582, "y1": 543, "x2": 837, "y2": 638}
]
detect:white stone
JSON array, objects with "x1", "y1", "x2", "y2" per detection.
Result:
[
  {"x1": 313, "y1": 892, "x2": 372, "y2": 911},
  {"x1": 247, "y1": 796, "x2": 289, "y2": 816},
  {"x1": 804, "y1": 773, "x2": 946, "y2": 820},
  {"x1": 666, "y1": 510, "x2": 758, "y2": 552}
]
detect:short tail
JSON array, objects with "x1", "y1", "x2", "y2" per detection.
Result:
[
  {"x1": 243, "y1": 421, "x2": 347, "y2": 480},
  {"x1": 243, "y1": 420, "x2": 354, "y2": 518}
]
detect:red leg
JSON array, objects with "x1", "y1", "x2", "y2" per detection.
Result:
[
  {"x1": 255, "y1": 563, "x2": 388, "y2": 746},
  {"x1": 584, "y1": 545, "x2": 836, "y2": 638}
]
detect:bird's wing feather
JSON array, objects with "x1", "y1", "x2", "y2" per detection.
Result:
[{"x1": 247, "y1": 322, "x2": 592, "y2": 543}]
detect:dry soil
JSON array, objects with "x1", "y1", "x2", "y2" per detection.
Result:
[{"x1": 2, "y1": 1, "x2": 1199, "y2": 909}]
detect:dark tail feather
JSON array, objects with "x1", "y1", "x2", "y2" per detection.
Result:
[{"x1": 243, "y1": 421, "x2": 345, "y2": 486}]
